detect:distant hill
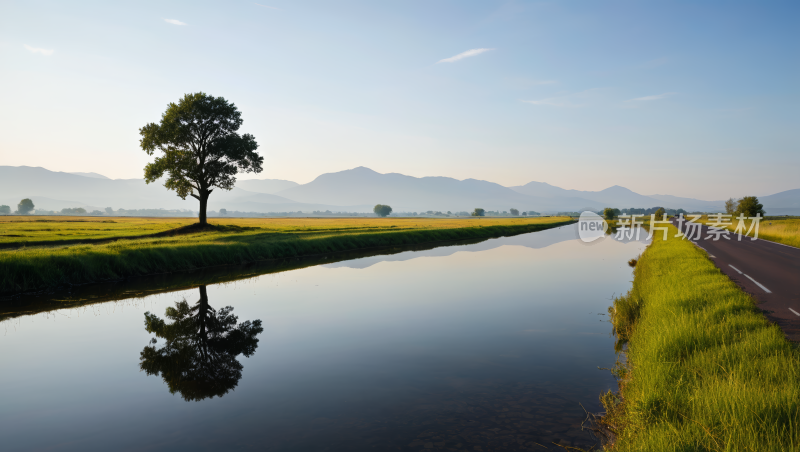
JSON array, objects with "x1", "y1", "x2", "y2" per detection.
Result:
[
  {"x1": 646, "y1": 194, "x2": 724, "y2": 212},
  {"x1": 274, "y1": 166, "x2": 597, "y2": 212},
  {"x1": 0, "y1": 165, "x2": 794, "y2": 215},
  {"x1": 0, "y1": 166, "x2": 357, "y2": 214},
  {"x1": 68, "y1": 172, "x2": 111, "y2": 179},
  {"x1": 760, "y1": 189, "x2": 800, "y2": 216},
  {"x1": 236, "y1": 179, "x2": 299, "y2": 194},
  {"x1": 510, "y1": 181, "x2": 722, "y2": 210}
]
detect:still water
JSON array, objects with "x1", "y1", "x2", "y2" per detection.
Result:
[{"x1": 0, "y1": 225, "x2": 647, "y2": 451}]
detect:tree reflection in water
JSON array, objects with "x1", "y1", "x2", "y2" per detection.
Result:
[{"x1": 140, "y1": 285, "x2": 264, "y2": 401}]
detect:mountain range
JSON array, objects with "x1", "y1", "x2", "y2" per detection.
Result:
[{"x1": 1, "y1": 166, "x2": 797, "y2": 215}]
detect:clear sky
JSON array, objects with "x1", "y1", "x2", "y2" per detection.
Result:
[{"x1": 1, "y1": 0, "x2": 797, "y2": 199}]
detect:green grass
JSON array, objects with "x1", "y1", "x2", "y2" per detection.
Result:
[
  {"x1": 698, "y1": 216, "x2": 800, "y2": 249},
  {"x1": 602, "y1": 225, "x2": 800, "y2": 451},
  {"x1": 0, "y1": 216, "x2": 574, "y2": 296}
]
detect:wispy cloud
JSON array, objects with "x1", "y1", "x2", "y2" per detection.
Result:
[
  {"x1": 254, "y1": 3, "x2": 282, "y2": 10},
  {"x1": 438, "y1": 48, "x2": 494, "y2": 63},
  {"x1": 628, "y1": 92, "x2": 675, "y2": 102},
  {"x1": 164, "y1": 19, "x2": 187, "y2": 26},
  {"x1": 24, "y1": 44, "x2": 54, "y2": 56}
]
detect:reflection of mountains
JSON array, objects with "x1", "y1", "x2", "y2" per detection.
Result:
[
  {"x1": 322, "y1": 224, "x2": 649, "y2": 270},
  {"x1": 322, "y1": 225, "x2": 577, "y2": 269},
  {"x1": 140, "y1": 285, "x2": 263, "y2": 401}
]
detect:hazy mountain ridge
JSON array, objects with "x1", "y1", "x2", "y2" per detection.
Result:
[
  {"x1": 0, "y1": 166, "x2": 795, "y2": 215},
  {"x1": 236, "y1": 179, "x2": 300, "y2": 194}
]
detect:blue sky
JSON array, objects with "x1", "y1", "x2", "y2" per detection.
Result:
[{"x1": 1, "y1": 0, "x2": 797, "y2": 199}]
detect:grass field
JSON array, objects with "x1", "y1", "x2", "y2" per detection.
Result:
[
  {"x1": 604, "y1": 215, "x2": 800, "y2": 249},
  {"x1": 602, "y1": 225, "x2": 800, "y2": 451},
  {"x1": 699, "y1": 216, "x2": 800, "y2": 249},
  {"x1": 0, "y1": 216, "x2": 574, "y2": 295}
]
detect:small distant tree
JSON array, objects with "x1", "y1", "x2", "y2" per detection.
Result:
[
  {"x1": 105, "y1": 207, "x2": 114, "y2": 215},
  {"x1": 18, "y1": 199, "x2": 34, "y2": 215},
  {"x1": 724, "y1": 198, "x2": 737, "y2": 215},
  {"x1": 510, "y1": 208, "x2": 519, "y2": 216},
  {"x1": 603, "y1": 207, "x2": 616, "y2": 220},
  {"x1": 736, "y1": 196, "x2": 765, "y2": 217},
  {"x1": 373, "y1": 204, "x2": 392, "y2": 217},
  {"x1": 472, "y1": 208, "x2": 485, "y2": 217},
  {"x1": 220, "y1": 208, "x2": 227, "y2": 216},
  {"x1": 653, "y1": 207, "x2": 666, "y2": 219},
  {"x1": 522, "y1": 211, "x2": 527, "y2": 216},
  {"x1": 0, "y1": 205, "x2": 10, "y2": 215},
  {"x1": 140, "y1": 92, "x2": 263, "y2": 225},
  {"x1": 90, "y1": 210, "x2": 104, "y2": 215}
]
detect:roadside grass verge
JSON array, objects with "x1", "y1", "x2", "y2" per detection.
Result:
[
  {"x1": 0, "y1": 217, "x2": 573, "y2": 295},
  {"x1": 602, "y1": 225, "x2": 800, "y2": 451}
]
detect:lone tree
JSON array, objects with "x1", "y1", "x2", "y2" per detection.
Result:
[
  {"x1": 509, "y1": 208, "x2": 519, "y2": 216},
  {"x1": 18, "y1": 199, "x2": 34, "y2": 215},
  {"x1": 0, "y1": 205, "x2": 10, "y2": 215},
  {"x1": 736, "y1": 196, "x2": 765, "y2": 217},
  {"x1": 140, "y1": 93, "x2": 263, "y2": 225},
  {"x1": 472, "y1": 208, "x2": 485, "y2": 217},
  {"x1": 724, "y1": 197, "x2": 737, "y2": 215},
  {"x1": 603, "y1": 207, "x2": 616, "y2": 220},
  {"x1": 653, "y1": 207, "x2": 666, "y2": 219},
  {"x1": 373, "y1": 204, "x2": 392, "y2": 217}
]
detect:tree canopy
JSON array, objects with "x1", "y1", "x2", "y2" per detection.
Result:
[
  {"x1": 472, "y1": 208, "x2": 485, "y2": 217},
  {"x1": 736, "y1": 196, "x2": 765, "y2": 217},
  {"x1": 654, "y1": 207, "x2": 666, "y2": 219},
  {"x1": 17, "y1": 199, "x2": 34, "y2": 214},
  {"x1": 373, "y1": 204, "x2": 392, "y2": 217},
  {"x1": 140, "y1": 285, "x2": 264, "y2": 401},
  {"x1": 0, "y1": 205, "x2": 10, "y2": 215},
  {"x1": 603, "y1": 207, "x2": 616, "y2": 220},
  {"x1": 140, "y1": 92, "x2": 263, "y2": 224},
  {"x1": 509, "y1": 208, "x2": 519, "y2": 216}
]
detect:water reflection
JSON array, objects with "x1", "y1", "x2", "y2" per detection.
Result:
[
  {"x1": 0, "y1": 225, "x2": 649, "y2": 451},
  {"x1": 139, "y1": 285, "x2": 264, "y2": 401}
]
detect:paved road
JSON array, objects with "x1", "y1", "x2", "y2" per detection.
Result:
[{"x1": 671, "y1": 218, "x2": 800, "y2": 341}]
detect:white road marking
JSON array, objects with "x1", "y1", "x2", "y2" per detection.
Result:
[
  {"x1": 790, "y1": 308, "x2": 800, "y2": 317},
  {"x1": 743, "y1": 274, "x2": 772, "y2": 294},
  {"x1": 728, "y1": 265, "x2": 743, "y2": 274}
]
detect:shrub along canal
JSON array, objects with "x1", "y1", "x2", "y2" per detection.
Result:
[{"x1": 0, "y1": 224, "x2": 648, "y2": 451}]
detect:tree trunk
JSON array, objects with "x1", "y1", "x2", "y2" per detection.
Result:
[{"x1": 198, "y1": 190, "x2": 209, "y2": 225}]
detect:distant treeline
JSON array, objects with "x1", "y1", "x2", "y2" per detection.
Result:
[{"x1": 598, "y1": 207, "x2": 688, "y2": 217}]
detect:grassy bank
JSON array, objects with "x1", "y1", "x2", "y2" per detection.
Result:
[
  {"x1": 0, "y1": 216, "x2": 573, "y2": 296},
  {"x1": 602, "y1": 225, "x2": 800, "y2": 451}
]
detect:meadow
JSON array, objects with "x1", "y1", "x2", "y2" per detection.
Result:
[
  {"x1": 699, "y1": 216, "x2": 800, "y2": 249},
  {"x1": 0, "y1": 215, "x2": 573, "y2": 295},
  {"x1": 604, "y1": 215, "x2": 800, "y2": 249},
  {"x1": 602, "y1": 225, "x2": 800, "y2": 451}
]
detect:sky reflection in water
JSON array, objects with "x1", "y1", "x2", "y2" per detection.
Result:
[{"x1": 0, "y1": 225, "x2": 648, "y2": 451}]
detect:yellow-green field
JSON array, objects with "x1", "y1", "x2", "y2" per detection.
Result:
[
  {"x1": 0, "y1": 216, "x2": 565, "y2": 246},
  {"x1": 602, "y1": 225, "x2": 800, "y2": 451},
  {"x1": 0, "y1": 216, "x2": 573, "y2": 295},
  {"x1": 697, "y1": 216, "x2": 800, "y2": 249}
]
